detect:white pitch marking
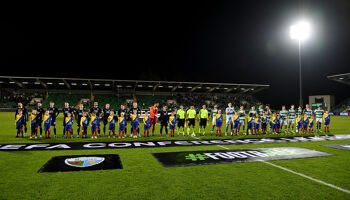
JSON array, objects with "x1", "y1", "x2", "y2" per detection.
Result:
[{"x1": 190, "y1": 135, "x2": 350, "y2": 195}]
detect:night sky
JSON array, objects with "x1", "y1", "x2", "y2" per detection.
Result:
[{"x1": 2, "y1": 0, "x2": 350, "y2": 107}]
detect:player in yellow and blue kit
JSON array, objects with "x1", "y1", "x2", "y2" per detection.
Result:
[
  {"x1": 308, "y1": 114, "x2": 314, "y2": 133},
  {"x1": 107, "y1": 110, "x2": 118, "y2": 138},
  {"x1": 303, "y1": 114, "x2": 309, "y2": 134},
  {"x1": 246, "y1": 113, "x2": 254, "y2": 135},
  {"x1": 231, "y1": 111, "x2": 240, "y2": 136},
  {"x1": 323, "y1": 111, "x2": 330, "y2": 133},
  {"x1": 64, "y1": 113, "x2": 73, "y2": 138},
  {"x1": 80, "y1": 112, "x2": 89, "y2": 138},
  {"x1": 118, "y1": 112, "x2": 126, "y2": 138},
  {"x1": 254, "y1": 113, "x2": 261, "y2": 135},
  {"x1": 131, "y1": 110, "x2": 139, "y2": 138},
  {"x1": 15, "y1": 109, "x2": 25, "y2": 137},
  {"x1": 296, "y1": 114, "x2": 303, "y2": 134},
  {"x1": 30, "y1": 110, "x2": 38, "y2": 139},
  {"x1": 215, "y1": 110, "x2": 223, "y2": 136},
  {"x1": 43, "y1": 110, "x2": 52, "y2": 138},
  {"x1": 143, "y1": 112, "x2": 151, "y2": 137},
  {"x1": 169, "y1": 111, "x2": 176, "y2": 137},
  {"x1": 90, "y1": 112, "x2": 99, "y2": 139},
  {"x1": 271, "y1": 112, "x2": 277, "y2": 134}
]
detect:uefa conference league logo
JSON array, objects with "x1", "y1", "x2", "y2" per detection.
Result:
[{"x1": 64, "y1": 157, "x2": 105, "y2": 168}]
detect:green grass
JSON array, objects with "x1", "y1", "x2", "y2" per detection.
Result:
[{"x1": 0, "y1": 112, "x2": 350, "y2": 200}]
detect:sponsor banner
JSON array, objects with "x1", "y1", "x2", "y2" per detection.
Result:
[
  {"x1": 152, "y1": 147, "x2": 332, "y2": 167},
  {"x1": 1, "y1": 134, "x2": 350, "y2": 151},
  {"x1": 38, "y1": 154, "x2": 123, "y2": 173},
  {"x1": 340, "y1": 112, "x2": 349, "y2": 116},
  {"x1": 322, "y1": 143, "x2": 350, "y2": 151}
]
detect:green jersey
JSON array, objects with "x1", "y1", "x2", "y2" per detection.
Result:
[
  {"x1": 280, "y1": 110, "x2": 288, "y2": 120},
  {"x1": 265, "y1": 110, "x2": 271, "y2": 119},
  {"x1": 238, "y1": 109, "x2": 246, "y2": 121},
  {"x1": 198, "y1": 109, "x2": 208, "y2": 119},
  {"x1": 249, "y1": 110, "x2": 257, "y2": 119},
  {"x1": 211, "y1": 109, "x2": 218, "y2": 118},
  {"x1": 314, "y1": 109, "x2": 324, "y2": 119},
  {"x1": 258, "y1": 108, "x2": 264, "y2": 116},
  {"x1": 177, "y1": 109, "x2": 186, "y2": 119},
  {"x1": 186, "y1": 109, "x2": 196, "y2": 119},
  {"x1": 288, "y1": 109, "x2": 296, "y2": 119},
  {"x1": 304, "y1": 108, "x2": 312, "y2": 118},
  {"x1": 297, "y1": 109, "x2": 303, "y2": 116}
]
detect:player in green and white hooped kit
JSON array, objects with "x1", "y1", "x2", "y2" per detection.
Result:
[
  {"x1": 210, "y1": 105, "x2": 218, "y2": 135},
  {"x1": 258, "y1": 105, "x2": 264, "y2": 116},
  {"x1": 238, "y1": 106, "x2": 246, "y2": 134},
  {"x1": 248, "y1": 106, "x2": 257, "y2": 132},
  {"x1": 280, "y1": 106, "x2": 288, "y2": 133},
  {"x1": 304, "y1": 104, "x2": 312, "y2": 118},
  {"x1": 264, "y1": 105, "x2": 272, "y2": 133},
  {"x1": 297, "y1": 105, "x2": 303, "y2": 116},
  {"x1": 314, "y1": 106, "x2": 324, "y2": 133},
  {"x1": 198, "y1": 105, "x2": 209, "y2": 136},
  {"x1": 287, "y1": 105, "x2": 296, "y2": 133},
  {"x1": 186, "y1": 106, "x2": 197, "y2": 137}
]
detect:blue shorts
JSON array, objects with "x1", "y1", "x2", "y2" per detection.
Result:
[
  {"x1": 144, "y1": 124, "x2": 150, "y2": 130},
  {"x1": 109, "y1": 124, "x2": 115, "y2": 130},
  {"x1": 247, "y1": 122, "x2": 253, "y2": 129},
  {"x1": 65, "y1": 125, "x2": 72, "y2": 132},
  {"x1": 16, "y1": 122, "x2": 23, "y2": 130},
  {"x1": 324, "y1": 120, "x2": 330, "y2": 125},
  {"x1": 44, "y1": 123, "x2": 51, "y2": 131},
  {"x1": 91, "y1": 125, "x2": 98, "y2": 132},
  {"x1": 309, "y1": 122, "x2": 314, "y2": 129},
  {"x1": 169, "y1": 124, "x2": 176, "y2": 130},
  {"x1": 254, "y1": 124, "x2": 260, "y2": 130},
  {"x1": 132, "y1": 122, "x2": 139, "y2": 130},
  {"x1": 261, "y1": 123, "x2": 267, "y2": 129},
  {"x1": 233, "y1": 122, "x2": 239, "y2": 129}
]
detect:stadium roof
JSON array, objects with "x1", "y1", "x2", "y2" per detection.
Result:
[
  {"x1": 327, "y1": 73, "x2": 350, "y2": 86},
  {"x1": 0, "y1": 76, "x2": 269, "y2": 94}
]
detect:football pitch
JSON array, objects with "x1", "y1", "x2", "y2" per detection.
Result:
[{"x1": 1, "y1": 112, "x2": 350, "y2": 200}]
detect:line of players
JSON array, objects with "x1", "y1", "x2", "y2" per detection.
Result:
[{"x1": 14, "y1": 101, "x2": 331, "y2": 139}]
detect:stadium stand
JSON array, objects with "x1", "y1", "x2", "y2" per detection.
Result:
[{"x1": 0, "y1": 76, "x2": 269, "y2": 110}]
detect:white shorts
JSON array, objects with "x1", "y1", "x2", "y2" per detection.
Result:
[
  {"x1": 316, "y1": 118, "x2": 322, "y2": 123},
  {"x1": 212, "y1": 117, "x2": 216, "y2": 126},
  {"x1": 288, "y1": 119, "x2": 295, "y2": 124},
  {"x1": 226, "y1": 115, "x2": 233, "y2": 125},
  {"x1": 239, "y1": 120, "x2": 245, "y2": 126},
  {"x1": 280, "y1": 119, "x2": 287, "y2": 125}
]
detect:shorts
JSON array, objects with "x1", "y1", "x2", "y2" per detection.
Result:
[
  {"x1": 288, "y1": 119, "x2": 295, "y2": 124},
  {"x1": 297, "y1": 124, "x2": 302, "y2": 129},
  {"x1": 199, "y1": 118, "x2": 207, "y2": 127},
  {"x1": 144, "y1": 124, "x2": 150, "y2": 130},
  {"x1": 262, "y1": 123, "x2": 267, "y2": 129},
  {"x1": 109, "y1": 124, "x2": 115, "y2": 131},
  {"x1": 316, "y1": 118, "x2": 322, "y2": 123},
  {"x1": 103, "y1": 118, "x2": 108, "y2": 126},
  {"x1": 247, "y1": 122, "x2": 253, "y2": 130},
  {"x1": 132, "y1": 122, "x2": 139, "y2": 130},
  {"x1": 226, "y1": 115, "x2": 233, "y2": 125},
  {"x1": 51, "y1": 119, "x2": 56, "y2": 126},
  {"x1": 91, "y1": 125, "x2": 98, "y2": 132},
  {"x1": 65, "y1": 125, "x2": 72, "y2": 132},
  {"x1": 16, "y1": 122, "x2": 23, "y2": 130},
  {"x1": 44, "y1": 123, "x2": 51, "y2": 131},
  {"x1": 280, "y1": 119, "x2": 287, "y2": 126},
  {"x1": 233, "y1": 122, "x2": 239, "y2": 129},
  {"x1": 119, "y1": 125, "x2": 126, "y2": 132},
  {"x1": 239, "y1": 120, "x2": 245, "y2": 126},
  {"x1": 308, "y1": 123, "x2": 314, "y2": 129},
  {"x1": 169, "y1": 124, "x2": 176, "y2": 130},
  {"x1": 254, "y1": 124, "x2": 260, "y2": 130},
  {"x1": 212, "y1": 117, "x2": 216, "y2": 126},
  {"x1": 188, "y1": 119, "x2": 195, "y2": 127},
  {"x1": 178, "y1": 119, "x2": 185, "y2": 127},
  {"x1": 150, "y1": 118, "x2": 157, "y2": 126},
  {"x1": 31, "y1": 126, "x2": 38, "y2": 132},
  {"x1": 324, "y1": 120, "x2": 330, "y2": 126},
  {"x1": 303, "y1": 123, "x2": 308, "y2": 129}
]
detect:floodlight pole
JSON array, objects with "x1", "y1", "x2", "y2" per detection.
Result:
[{"x1": 298, "y1": 40, "x2": 303, "y2": 106}]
